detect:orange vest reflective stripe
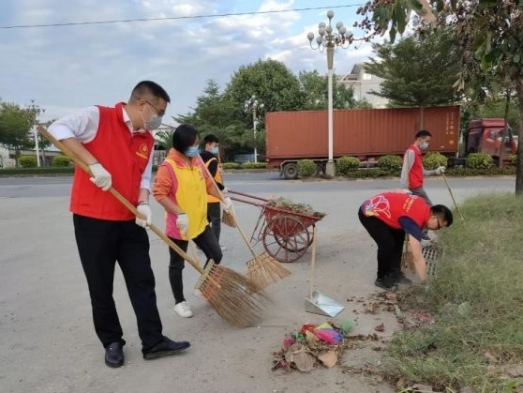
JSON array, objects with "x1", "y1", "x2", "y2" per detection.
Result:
[
  {"x1": 204, "y1": 156, "x2": 223, "y2": 203},
  {"x1": 70, "y1": 103, "x2": 154, "y2": 220}
]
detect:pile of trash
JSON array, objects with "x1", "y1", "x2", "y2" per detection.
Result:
[
  {"x1": 272, "y1": 320, "x2": 354, "y2": 373},
  {"x1": 266, "y1": 197, "x2": 326, "y2": 218}
]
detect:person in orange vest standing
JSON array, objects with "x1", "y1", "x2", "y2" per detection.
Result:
[
  {"x1": 400, "y1": 130, "x2": 446, "y2": 239},
  {"x1": 200, "y1": 134, "x2": 227, "y2": 251},
  {"x1": 47, "y1": 81, "x2": 190, "y2": 368},
  {"x1": 153, "y1": 124, "x2": 232, "y2": 319},
  {"x1": 358, "y1": 191, "x2": 453, "y2": 290}
]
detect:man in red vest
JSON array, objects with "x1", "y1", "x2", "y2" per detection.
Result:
[
  {"x1": 358, "y1": 191, "x2": 453, "y2": 290},
  {"x1": 400, "y1": 130, "x2": 446, "y2": 239},
  {"x1": 48, "y1": 81, "x2": 190, "y2": 368}
]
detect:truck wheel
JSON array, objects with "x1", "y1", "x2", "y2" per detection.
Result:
[{"x1": 282, "y1": 162, "x2": 298, "y2": 179}]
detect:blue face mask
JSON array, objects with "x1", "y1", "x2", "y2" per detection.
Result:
[
  {"x1": 211, "y1": 147, "x2": 219, "y2": 155},
  {"x1": 185, "y1": 146, "x2": 199, "y2": 157}
]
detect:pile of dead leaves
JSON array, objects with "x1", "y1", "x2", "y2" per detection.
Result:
[{"x1": 266, "y1": 197, "x2": 326, "y2": 218}]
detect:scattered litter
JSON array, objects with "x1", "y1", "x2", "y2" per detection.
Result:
[
  {"x1": 272, "y1": 319, "x2": 354, "y2": 373},
  {"x1": 266, "y1": 197, "x2": 326, "y2": 218}
]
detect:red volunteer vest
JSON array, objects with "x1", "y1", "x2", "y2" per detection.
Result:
[
  {"x1": 361, "y1": 192, "x2": 430, "y2": 229},
  {"x1": 70, "y1": 102, "x2": 154, "y2": 221},
  {"x1": 406, "y1": 144, "x2": 424, "y2": 189}
]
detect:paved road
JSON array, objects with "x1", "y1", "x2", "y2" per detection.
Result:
[
  {"x1": 0, "y1": 172, "x2": 515, "y2": 198},
  {"x1": 0, "y1": 174, "x2": 514, "y2": 393}
]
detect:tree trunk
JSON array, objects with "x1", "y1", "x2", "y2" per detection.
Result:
[
  {"x1": 499, "y1": 90, "x2": 511, "y2": 168},
  {"x1": 514, "y1": 77, "x2": 523, "y2": 195}
]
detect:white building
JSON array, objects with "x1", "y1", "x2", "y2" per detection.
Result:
[{"x1": 337, "y1": 63, "x2": 389, "y2": 108}]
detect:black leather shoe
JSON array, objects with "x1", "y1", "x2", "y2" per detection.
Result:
[
  {"x1": 105, "y1": 341, "x2": 124, "y2": 368},
  {"x1": 143, "y1": 336, "x2": 191, "y2": 360}
]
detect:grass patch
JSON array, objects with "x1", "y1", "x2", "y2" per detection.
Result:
[{"x1": 385, "y1": 193, "x2": 523, "y2": 392}]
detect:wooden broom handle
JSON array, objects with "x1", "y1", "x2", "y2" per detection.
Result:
[
  {"x1": 442, "y1": 174, "x2": 465, "y2": 221},
  {"x1": 309, "y1": 227, "x2": 317, "y2": 299},
  {"x1": 196, "y1": 153, "x2": 262, "y2": 262},
  {"x1": 37, "y1": 125, "x2": 207, "y2": 275}
]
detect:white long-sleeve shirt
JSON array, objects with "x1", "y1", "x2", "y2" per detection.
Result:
[
  {"x1": 399, "y1": 148, "x2": 436, "y2": 189},
  {"x1": 48, "y1": 106, "x2": 154, "y2": 191}
]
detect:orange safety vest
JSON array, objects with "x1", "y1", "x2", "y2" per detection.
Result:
[
  {"x1": 205, "y1": 156, "x2": 223, "y2": 203},
  {"x1": 70, "y1": 102, "x2": 154, "y2": 221}
]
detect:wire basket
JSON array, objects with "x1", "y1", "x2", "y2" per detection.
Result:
[{"x1": 401, "y1": 238, "x2": 443, "y2": 277}]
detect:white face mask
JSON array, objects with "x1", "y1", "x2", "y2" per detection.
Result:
[
  {"x1": 141, "y1": 105, "x2": 162, "y2": 131},
  {"x1": 420, "y1": 141, "x2": 429, "y2": 150}
]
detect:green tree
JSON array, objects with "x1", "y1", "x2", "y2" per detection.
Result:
[
  {"x1": 364, "y1": 29, "x2": 462, "y2": 128},
  {"x1": 299, "y1": 70, "x2": 358, "y2": 110},
  {"x1": 173, "y1": 79, "x2": 245, "y2": 159},
  {"x1": 0, "y1": 100, "x2": 43, "y2": 165},
  {"x1": 224, "y1": 59, "x2": 305, "y2": 122},
  {"x1": 356, "y1": 0, "x2": 523, "y2": 194}
]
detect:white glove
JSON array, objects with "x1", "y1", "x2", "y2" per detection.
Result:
[
  {"x1": 222, "y1": 187, "x2": 229, "y2": 193},
  {"x1": 136, "y1": 203, "x2": 152, "y2": 228},
  {"x1": 221, "y1": 197, "x2": 233, "y2": 212},
  {"x1": 435, "y1": 166, "x2": 446, "y2": 175},
  {"x1": 89, "y1": 162, "x2": 112, "y2": 191},
  {"x1": 176, "y1": 213, "x2": 189, "y2": 235},
  {"x1": 401, "y1": 189, "x2": 413, "y2": 194}
]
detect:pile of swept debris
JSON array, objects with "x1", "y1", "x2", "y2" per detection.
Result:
[{"x1": 266, "y1": 197, "x2": 326, "y2": 218}]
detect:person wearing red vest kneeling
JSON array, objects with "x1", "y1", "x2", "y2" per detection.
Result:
[
  {"x1": 48, "y1": 81, "x2": 190, "y2": 368},
  {"x1": 358, "y1": 191, "x2": 453, "y2": 290}
]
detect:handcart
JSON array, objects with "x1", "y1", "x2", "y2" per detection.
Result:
[{"x1": 228, "y1": 190, "x2": 324, "y2": 263}]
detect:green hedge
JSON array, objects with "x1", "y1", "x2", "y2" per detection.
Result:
[
  {"x1": 297, "y1": 159, "x2": 316, "y2": 178},
  {"x1": 336, "y1": 156, "x2": 360, "y2": 175},
  {"x1": 465, "y1": 152, "x2": 494, "y2": 169},
  {"x1": 52, "y1": 155, "x2": 71, "y2": 167},
  {"x1": 19, "y1": 156, "x2": 37, "y2": 168},
  {"x1": 240, "y1": 162, "x2": 267, "y2": 169},
  {"x1": 377, "y1": 155, "x2": 403, "y2": 171},
  {"x1": 423, "y1": 152, "x2": 448, "y2": 170}
]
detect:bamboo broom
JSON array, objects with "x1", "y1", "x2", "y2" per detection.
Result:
[
  {"x1": 38, "y1": 125, "x2": 270, "y2": 328},
  {"x1": 196, "y1": 154, "x2": 291, "y2": 290}
]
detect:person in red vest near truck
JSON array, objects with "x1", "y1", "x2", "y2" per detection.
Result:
[
  {"x1": 400, "y1": 130, "x2": 446, "y2": 239},
  {"x1": 48, "y1": 81, "x2": 190, "y2": 368},
  {"x1": 358, "y1": 191, "x2": 453, "y2": 290}
]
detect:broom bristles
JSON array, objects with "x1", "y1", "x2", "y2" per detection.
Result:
[
  {"x1": 246, "y1": 252, "x2": 291, "y2": 290},
  {"x1": 222, "y1": 210, "x2": 237, "y2": 228},
  {"x1": 195, "y1": 262, "x2": 271, "y2": 327}
]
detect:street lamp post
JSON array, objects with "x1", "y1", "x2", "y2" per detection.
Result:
[
  {"x1": 307, "y1": 10, "x2": 352, "y2": 177},
  {"x1": 245, "y1": 95, "x2": 264, "y2": 163}
]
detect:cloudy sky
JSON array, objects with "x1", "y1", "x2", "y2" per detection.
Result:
[{"x1": 0, "y1": 0, "x2": 379, "y2": 125}]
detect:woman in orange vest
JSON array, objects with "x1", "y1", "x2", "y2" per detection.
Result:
[
  {"x1": 200, "y1": 134, "x2": 226, "y2": 250},
  {"x1": 153, "y1": 124, "x2": 232, "y2": 318}
]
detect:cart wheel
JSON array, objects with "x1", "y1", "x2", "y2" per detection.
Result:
[
  {"x1": 275, "y1": 223, "x2": 315, "y2": 252},
  {"x1": 262, "y1": 214, "x2": 310, "y2": 263}
]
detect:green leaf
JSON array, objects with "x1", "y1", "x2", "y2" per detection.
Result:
[
  {"x1": 395, "y1": 1, "x2": 407, "y2": 34},
  {"x1": 514, "y1": 54, "x2": 521, "y2": 64}
]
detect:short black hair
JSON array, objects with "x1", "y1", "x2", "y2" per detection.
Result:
[
  {"x1": 415, "y1": 129, "x2": 432, "y2": 139},
  {"x1": 204, "y1": 134, "x2": 219, "y2": 144},
  {"x1": 431, "y1": 204, "x2": 453, "y2": 227},
  {"x1": 172, "y1": 124, "x2": 199, "y2": 153},
  {"x1": 131, "y1": 80, "x2": 171, "y2": 103}
]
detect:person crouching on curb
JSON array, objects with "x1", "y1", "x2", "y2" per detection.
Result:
[
  {"x1": 358, "y1": 191, "x2": 453, "y2": 290},
  {"x1": 153, "y1": 124, "x2": 233, "y2": 318}
]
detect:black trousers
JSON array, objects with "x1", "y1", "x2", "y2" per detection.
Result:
[
  {"x1": 73, "y1": 214, "x2": 163, "y2": 351},
  {"x1": 207, "y1": 202, "x2": 221, "y2": 242},
  {"x1": 358, "y1": 209, "x2": 405, "y2": 279},
  {"x1": 168, "y1": 225, "x2": 223, "y2": 304}
]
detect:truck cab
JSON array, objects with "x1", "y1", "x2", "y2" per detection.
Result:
[{"x1": 466, "y1": 118, "x2": 517, "y2": 162}]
